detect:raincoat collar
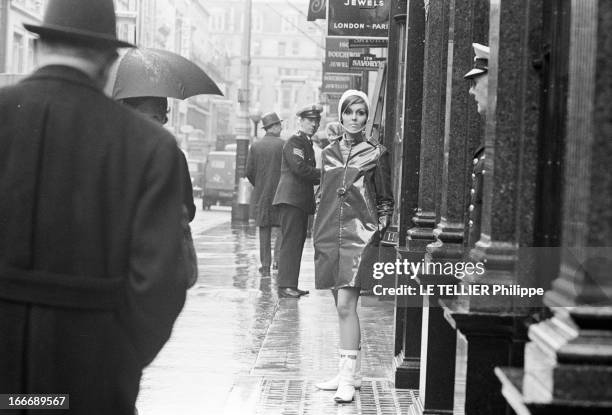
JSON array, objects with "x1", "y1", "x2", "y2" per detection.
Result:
[
  {"x1": 330, "y1": 136, "x2": 383, "y2": 163},
  {"x1": 24, "y1": 65, "x2": 102, "y2": 93}
]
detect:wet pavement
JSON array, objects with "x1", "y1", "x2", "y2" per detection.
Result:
[{"x1": 136, "y1": 207, "x2": 417, "y2": 415}]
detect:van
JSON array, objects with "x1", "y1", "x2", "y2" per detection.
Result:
[
  {"x1": 187, "y1": 160, "x2": 205, "y2": 198},
  {"x1": 202, "y1": 151, "x2": 236, "y2": 209}
]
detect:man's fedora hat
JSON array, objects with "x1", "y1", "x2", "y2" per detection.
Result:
[
  {"x1": 464, "y1": 43, "x2": 489, "y2": 79},
  {"x1": 24, "y1": 0, "x2": 134, "y2": 49},
  {"x1": 261, "y1": 112, "x2": 282, "y2": 129}
]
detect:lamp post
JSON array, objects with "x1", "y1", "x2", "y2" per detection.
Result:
[
  {"x1": 231, "y1": 0, "x2": 253, "y2": 223},
  {"x1": 249, "y1": 109, "x2": 263, "y2": 140}
]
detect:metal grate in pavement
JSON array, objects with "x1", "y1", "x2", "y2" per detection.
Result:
[{"x1": 250, "y1": 378, "x2": 417, "y2": 415}]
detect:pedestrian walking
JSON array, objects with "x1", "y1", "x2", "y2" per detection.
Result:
[
  {"x1": 246, "y1": 112, "x2": 285, "y2": 277},
  {"x1": 119, "y1": 96, "x2": 196, "y2": 221},
  {"x1": 272, "y1": 104, "x2": 323, "y2": 298},
  {"x1": 313, "y1": 90, "x2": 393, "y2": 403},
  {"x1": 118, "y1": 96, "x2": 198, "y2": 287},
  {"x1": 0, "y1": 1, "x2": 188, "y2": 413},
  {"x1": 464, "y1": 43, "x2": 489, "y2": 248}
]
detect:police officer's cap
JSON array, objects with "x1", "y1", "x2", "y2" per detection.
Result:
[
  {"x1": 296, "y1": 104, "x2": 323, "y2": 119},
  {"x1": 464, "y1": 43, "x2": 489, "y2": 79}
]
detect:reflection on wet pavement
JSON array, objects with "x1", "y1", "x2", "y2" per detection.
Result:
[
  {"x1": 136, "y1": 223, "x2": 277, "y2": 415},
  {"x1": 136, "y1": 221, "x2": 416, "y2": 415}
]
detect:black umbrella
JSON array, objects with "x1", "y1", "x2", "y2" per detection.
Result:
[{"x1": 106, "y1": 48, "x2": 223, "y2": 100}]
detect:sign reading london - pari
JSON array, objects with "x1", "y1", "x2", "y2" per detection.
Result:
[{"x1": 327, "y1": 0, "x2": 391, "y2": 38}]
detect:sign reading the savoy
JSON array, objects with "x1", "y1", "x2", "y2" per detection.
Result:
[
  {"x1": 327, "y1": 0, "x2": 391, "y2": 38},
  {"x1": 324, "y1": 37, "x2": 366, "y2": 73},
  {"x1": 349, "y1": 53, "x2": 386, "y2": 71}
]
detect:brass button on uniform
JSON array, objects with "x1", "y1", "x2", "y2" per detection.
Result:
[
  {"x1": 337, "y1": 187, "x2": 347, "y2": 196},
  {"x1": 471, "y1": 173, "x2": 476, "y2": 179},
  {"x1": 473, "y1": 158, "x2": 478, "y2": 165},
  {"x1": 469, "y1": 204, "x2": 474, "y2": 212},
  {"x1": 470, "y1": 188, "x2": 475, "y2": 195},
  {"x1": 468, "y1": 220, "x2": 474, "y2": 227}
]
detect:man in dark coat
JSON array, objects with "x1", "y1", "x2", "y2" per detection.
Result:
[
  {"x1": 0, "y1": 1, "x2": 187, "y2": 414},
  {"x1": 272, "y1": 105, "x2": 322, "y2": 298},
  {"x1": 247, "y1": 112, "x2": 285, "y2": 277}
]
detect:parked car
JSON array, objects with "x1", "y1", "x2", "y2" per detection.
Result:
[{"x1": 202, "y1": 151, "x2": 236, "y2": 209}]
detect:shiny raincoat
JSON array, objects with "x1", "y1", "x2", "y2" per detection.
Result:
[{"x1": 313, "y1": 138, "x2": 393, "y2": 289}]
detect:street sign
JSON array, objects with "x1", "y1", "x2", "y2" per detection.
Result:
[
  {"x1": 327, "y1": 0, "x2": 391, "y2": 38},
  {"x1": 349, "y1": 53, "x2": 386, "y2": 71},
  {"x1": 323, "y1": 37, "x2": 366, "y2": 73}
]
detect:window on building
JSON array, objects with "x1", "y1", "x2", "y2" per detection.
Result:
[
  {"x1": 12, "y1": 32, "x2": 25, "y2": 73},
  {"x1": 210, "y1": 9, "x2": 225, "y2": 31},
  {"x1": 278, "y1": 41, "x2": 286, "y2": 56},
  {"x1": 251, "y1": 87, "x2": 260, "y2": 103},
  {"x1": 282, "y1": 88, "x2": 292, "y2": 108},
  {"x1": 253, "y1": 40, "x2": 262, "y2": 56},
  {"x1": 27, "y1": 37, "x2": 35, "y2": 70},
  {"x1": 292, "y1": 40, "x2": 300, "y2": 55},
  {"x1": 253, "y1": 11, "x2": 263, "y2": 32},
  {"x1": 228, "y1": 8, "x2": 235, "y2": 32}
]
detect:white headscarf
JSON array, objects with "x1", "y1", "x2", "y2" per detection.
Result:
[{"x1": 338, "y1": 89, "x2": 370, "y2": 125}]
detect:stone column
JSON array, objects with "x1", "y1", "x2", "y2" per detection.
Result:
[
  {"x1": 394, "y1": 0, "x2": 425, "y2": 389},
  {"x1": 408, "y1": 1, "x2": 455, "y2": 413},
  {"x1": 426, "y1": 0, "x2": 488, "y2": 264},
  {"x1": 498, "y1": 1, "x2": 612, "y2": 413},
  {"x1": 444, "y1": 0, "x2": 544, "y2": 414},
  {"x1": 427, "y1": 0, "x2": 489, "y2": 413}
]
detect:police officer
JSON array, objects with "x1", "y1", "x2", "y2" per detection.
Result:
[
  {"x1": 464, "y1": 43, "x2": 489, "y2": 248},
  {"x1": 273, "y1": 105, "x2": 323, "y2": 298}
]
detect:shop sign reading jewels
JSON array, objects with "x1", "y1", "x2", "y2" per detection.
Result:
[{"x1": 327, "y1": 0, "x2": 391, "y2": 38}]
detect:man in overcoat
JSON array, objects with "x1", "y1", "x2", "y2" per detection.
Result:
[
  {"x1": 0, "y1": 1, "x2": 187, "y2": 413},
  {"x1": 247, "y1": 112, "x2": 285, "y2": 277},
  {"x1": 273, "y1": 105, "x2": 322, "y2": 298}
]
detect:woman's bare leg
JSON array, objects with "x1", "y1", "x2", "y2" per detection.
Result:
[{"x1": 336, "y1": 287, "x2": 360, "y2": 349}]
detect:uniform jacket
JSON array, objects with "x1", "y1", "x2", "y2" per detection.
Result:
[
  {"x1": 272, "y1": 131, "x2": 320, "y2": 214},
  {"x1": 246, "y1": 133, "x2": 284, "y2": 226},
  {"x1": 467, "y1": 145, "x2": 485, "y2": 248},
  {"x1": 0, "y1": 66, "x2": 187, "y2": 414},
  {"x1": 313, "y1": 138, "x2": 394, "y2": 289}
]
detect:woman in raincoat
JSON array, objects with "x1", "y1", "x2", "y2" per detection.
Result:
[{"x1": 313, "y1": 90, "x2": 393, "y2": 403}]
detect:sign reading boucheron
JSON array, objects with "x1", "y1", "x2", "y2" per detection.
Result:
[
  {"x1": 323, "y1": 37, "x2": 366, "y2": 73},
  {"x1": 327, "y1": 0, "x2": 391, "y2": 38}
]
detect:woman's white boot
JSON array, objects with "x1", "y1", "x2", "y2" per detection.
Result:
[
  {"x1": 333, "y1": 349, "x2": 359, "y2": 403},
  {"x1": 315, "y1": 349, "x2": 362, "y2": 390}
]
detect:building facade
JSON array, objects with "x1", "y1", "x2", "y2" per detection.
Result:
[
  {"x1": 207, "y1": 0, "x2": 324, "y2": 136},
  {"x1": 0, "y1": 0, "x2": 46, "y2": 75}
]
